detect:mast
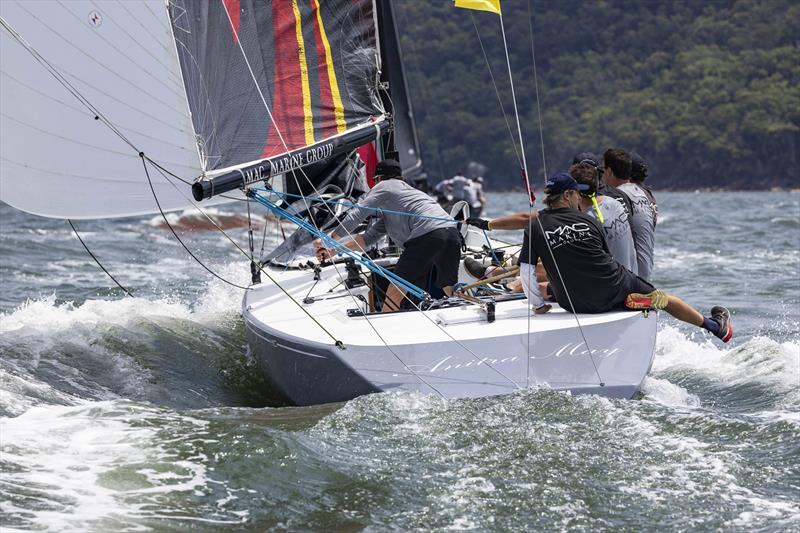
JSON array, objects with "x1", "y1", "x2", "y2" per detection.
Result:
[{"x1": 374, "y1": 0, "x2": 424, "y2": 184}]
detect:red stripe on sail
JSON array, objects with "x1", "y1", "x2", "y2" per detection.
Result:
[
  {"x1": 222, "y1": 0, "x2": 240, "y2": 42},
  {"x1": 261, "y1": 3, "x2": 307, "y2": 158},
  {"x1": 310, "y1": 0, "x2": 336, "y2": 139}
]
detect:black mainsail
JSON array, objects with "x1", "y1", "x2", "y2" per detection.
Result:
[{"x1": 168, "y1": 0, "x2": 389, "y2": 200}]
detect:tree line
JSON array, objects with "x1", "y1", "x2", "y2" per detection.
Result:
[{"x1": 394, "y1": 0, "x2": 799, "y2": 190}]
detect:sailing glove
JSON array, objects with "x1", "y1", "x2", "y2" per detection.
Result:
[{"x1": 466, "y1": 217, "x2": 491, "y2": 231}]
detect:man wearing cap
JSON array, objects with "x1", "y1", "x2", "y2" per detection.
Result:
[
  {"x1": 313, "y1": 159, "x2": 460, "y2": 312},
  {"x1": 515, "y1": 171, "x2": 732, "y2": 342},
  {"x1": 603, "y1": 148, "x2": 657, "y2": 280}
]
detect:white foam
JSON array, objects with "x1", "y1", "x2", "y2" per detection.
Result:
[
  {"x1": 640, "y1": 376, "x2": 701, "y2": 408},
  {"x1": 0, "y1": 401, "x2": 244, "y2": 531},
  {"x1": 653, "y1": 325, "x2": 800, "y2": 405}
]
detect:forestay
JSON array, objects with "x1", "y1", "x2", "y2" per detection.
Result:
[{"x1": 0, "y1": 0, "x2": 202, "y2": 219}]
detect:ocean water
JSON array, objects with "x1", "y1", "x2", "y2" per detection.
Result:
[{"x1": 1, "y1": 191, "x2": 798, "y2": 531}]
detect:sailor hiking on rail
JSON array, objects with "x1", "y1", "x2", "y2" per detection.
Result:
[
  {"x1": 471, "y1": 171, "x2": 733, "y2": 343},
  {"x1": 314, "y1": 159, "x2": 461, "y2": 313}
]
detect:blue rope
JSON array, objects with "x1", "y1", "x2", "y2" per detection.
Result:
[
  {"x1": 256, "y1": 187, "x2": 457, "y2": 224},
  {"x1": 482, "y1": 229, "x2": 504, "y2": 268},
  {"x1": 249, "y1": 191, "x2": 428, "y2": 299}
]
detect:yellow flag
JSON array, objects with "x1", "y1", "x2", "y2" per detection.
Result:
[{"x1": 454, "y1": 0, "x2": 501, "y2": 16}]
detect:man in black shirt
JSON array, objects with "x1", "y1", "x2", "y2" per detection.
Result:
[{"x1": 518, "y1": 171, "x2": 733, "y2": 343}]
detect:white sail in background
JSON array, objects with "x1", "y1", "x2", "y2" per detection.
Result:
[{"x1": 0, "y1": 0, "x2": 207, "y2": 219}]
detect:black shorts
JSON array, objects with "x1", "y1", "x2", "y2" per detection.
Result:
[
  {"x1": 394, "y1": 227, "x2": 461, "y2": 291},
  {"x1": 560, "y1": 271, "x2": 656, "y2": 314}
]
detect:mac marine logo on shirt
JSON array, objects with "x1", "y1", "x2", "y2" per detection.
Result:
[{"x1": 545, "y1": 222, "x2": 592, "y2": 248}]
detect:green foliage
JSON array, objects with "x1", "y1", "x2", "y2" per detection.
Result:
[{"x1": 394, "y1": 0, "x2": 800, "y2": 189}]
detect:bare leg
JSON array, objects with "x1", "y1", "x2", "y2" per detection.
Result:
[
  {"x1": 382, "y1": 284, "x2": 407, "y2": 313},
  {"x1": 664, "y1": 294, "x2": 704, "y2": 327},
  {"x1": 535, "y1": 260, "x2": 548, "y2": 283},
  {"x1": 442, "y1": 286, "x2": 453, "y2": 297}
]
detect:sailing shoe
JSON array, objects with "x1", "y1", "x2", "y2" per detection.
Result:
[
  {"x1": 464, "y1": 257, "x2": 488, "y2": 279},
  {"x1": 710, "y1": 306, "x2": 734, "y2": 343},
  {"x1": 625, "y1": 290, "x2": 669, "y2": 310}
]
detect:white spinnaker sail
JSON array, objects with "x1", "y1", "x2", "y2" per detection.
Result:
[{"x1": 0, "y1": 0, "x2": 215, "y2": 219}]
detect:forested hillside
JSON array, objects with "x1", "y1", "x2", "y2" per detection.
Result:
[{"x1": 394, "y1": 0, "x2": 799, "y2": 190}]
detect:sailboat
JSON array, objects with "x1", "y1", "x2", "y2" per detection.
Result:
[{"x1": 0, "y1": 0, "x2": 657, "y2": 406}]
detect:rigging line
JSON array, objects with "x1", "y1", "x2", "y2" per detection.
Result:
[
  {"x1": 525, "y1": 2, "x2": 601, "y2": 386},
  {"x1": 258, "y1": 188, "x2": 458, "y2": 223},
  {"x1": 140, "y1": 155, "x2": 250, "y2": 291},
  {"x1": 221, "y1": 16, "x2": 519, "y2": 394},
  {"x1": 143, "y1": 158, "x2": 246, "y2": 202},
  {"x1": 259, "y1": 214, "x2": 270, "y2": 257},
  {"x1": 13, "y1": 3, "x2": 188, "y2": 119},
  {"x1": 469, "y1": 12, "x2": 522, "y2": 167},
  {"x1": 1, "y1": 73, "x2": 192, "y2": 151},
  {"x1": 494, "y1": 10, "x2": 537, "y2": 385},
  {"x1": 146, "y1": 157, "x2": 347, "y2": 348},
  {"x1": 251, "y1": 193, "x2": 426, "y2": 298},
  {"x1": 527, "y1": 0, "x2": 548, "y2": 185},
  {"x1": 59, "y1": 1, "x2": 185, "y2": 98},
  {"x1": 258, "y1": 190, "x2": 521, "y2": 390},
  {"x1": 534, "y1": 215, "x2": 604, "y2": 386},
  {"x1": 67, "y1": 219, "x2": 133, "y2": 298},
  {"x1": 498, "y1": 13, "x2": 533, "y2": 207},
  {"x1": 216, "y1": 4, "x2": 452, "y2": 396}
]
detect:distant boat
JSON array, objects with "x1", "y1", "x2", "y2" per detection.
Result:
[{"x1": 0, "y1": 0, "x2": 657, "y2": 406}]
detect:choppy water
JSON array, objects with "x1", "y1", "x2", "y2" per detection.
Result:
[{"x1": 1, "y1": 192, "x2": 798, "y2": 531}]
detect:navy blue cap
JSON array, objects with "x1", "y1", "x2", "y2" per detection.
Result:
[
  {"x1": 375, "y1": 159, "x2": 402, "y2": 178},
  {"x1": 545, "y1": 171, "x2": 591, "y2": 195},
  {"x1": 572, "y1": 151, "x2": 601, "y2": 168}
]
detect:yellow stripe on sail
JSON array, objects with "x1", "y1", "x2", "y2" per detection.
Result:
[
  {"x1": 292, "y1": 0, "x2": 314, "y2": 145},
  {"x1": 453, "y1": 0, "x2": 501, "y2": 16},
  {"x1": 312, "y1": 0, "x2": 346, "y2": 133}
]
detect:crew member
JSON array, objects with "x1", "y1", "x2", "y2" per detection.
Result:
[
  {"x1": 517, "y1": 171, "x2": 732, "y2": 343},
  {"x1": 603, "y1": 148, "x2": 657, "y2": 280},
  {"x1": 570, "y1": 162, "x2": 638, "y2": 274},
  {"x1": 314, "y1": 159, "x2": 460, "y2": 312},
  {"x1": 573, "y1": 151, "x2": 633, "y2": 219}
]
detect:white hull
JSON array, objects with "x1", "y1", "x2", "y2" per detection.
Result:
[{"x1": 242, "y1": 239, "x2": 658, "y2": 405}]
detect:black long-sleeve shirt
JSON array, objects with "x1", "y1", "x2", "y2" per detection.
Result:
[{"x1": 519, "y1": 208, "x2": 633, "y2": 313}]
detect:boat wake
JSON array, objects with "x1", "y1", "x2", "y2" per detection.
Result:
[{"x1": 1, "y1": 315, "x2": 798, "y2": 530}]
